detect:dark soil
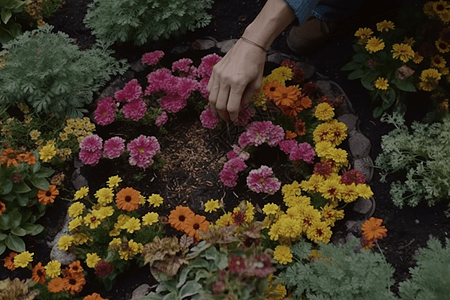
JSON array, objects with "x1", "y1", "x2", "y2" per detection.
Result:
[{"x1": 2, "y1": 0, "x2": 449, "y2": 299}]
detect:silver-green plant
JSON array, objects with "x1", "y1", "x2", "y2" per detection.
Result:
[
  {"x1": 0, "y1": 24, "x2": 127, "y2": 119},
  {"x1": 84, "y1": 0, "x2": 214, "y2": 45},
  {"x1": 375, "y1": 112, "x2": 450, "y2": 212}
]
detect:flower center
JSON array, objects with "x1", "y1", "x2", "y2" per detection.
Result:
[
  {"x1": 139, "y1": 148, "x2": 145, "y2": 154},
  {"x1": 46, "y1": 191, "x2": 52, "y2": 197},
  {"x1": 193, "y1": 223, "x2": 200, "y2": 230},
  {"x1": 179, "y1": 215, "x2": 185, "y2": 222},
  {"x1": 125, "y1": 196, "x2": 132, "y2": 202}
]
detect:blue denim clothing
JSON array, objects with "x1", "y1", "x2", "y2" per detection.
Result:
[{"x1": 285, "y1": 0, "x2": 365, "y2": 23}]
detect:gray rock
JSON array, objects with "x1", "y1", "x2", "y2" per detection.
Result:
[
  {"x1": 337, "y1": 113, "x2": 359, "y2": 133},
  {"x1": 73, "y1": 156, "x2": 84, "y2": 169},
  {"x1": 131, "y1": 284, "x2": 151, "y2": 300},
  {"x1": 267, "y1": 52, "x2": 284, "y2": 64},
  {"x1": 352, "y1": 156, "x2": 374, "y2": 183},
  {"x1": 71, "y1": 168, "x2": 89, "y2": 190},
  {"x1": 296, "y1": 62, "x2": 315, "y2": 80},
  {"x1": 216, "y1": 39, "x2": 238, "y2": 53},
  {"x1": 130, "y1": 60, "x2": 147, "y2": 73},
  {"x1": 353, "y1": 197, "x2": 374, "y2": 215},
  {"x1": 345, "y1": 220, "x2": 364, "y2": 234},
  {"x1": 316, "y1": 80, "x2": 333, "y2": 99},
  {"x1": 195, "y1": 38, "x2": 217, "y2": 50},
  {"x1": 348, "y1": 132, "x2": 371, "y2": 158},
  {"x1": 170, "y1": 43, "x2": 191, "y2": 54},
  {"x1": 48, "y1": 213, "x2": 76, "y2": 265}
]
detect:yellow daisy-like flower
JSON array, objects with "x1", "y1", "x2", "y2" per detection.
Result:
[
  {"x1": 433, "y1": 1, "x2": 450, "y2": 15},
  {"x1": 94, "y1": 187, "x2": 114, "y2": 205},
  {"x1": 299, "y1": 173, "x2": 323, "y2": 193},
  {"x1": 13, "y1": 251, "x2": 34, "y2": 268},
  {"x1": 23, "y1": 116, "x2": 31, "y2": 125},
  {"x1": 356, "y1": 184, "x2": 374, "y2": 199},
  {"x1": 215, "y1": 212, "x2": 233, "y2": 227},
  {"x1": 59, "y1": 132, "x2": 69, "y2": 142},
  {"x1": 431, "y1": 54, "x2": 447, "y2": 68},
  {"x1": 142, "y1": 212, "x2": 159, "y2": 226},
  {"x1": 440, "y1": 66, "x2": 449, "y2": 75},
  {"x1": 58, "y1": 235, "x2": 74, "y2": 251},
  {"x1": 39, "y1": 144, "x2": 57, "y2": 162},
  {"x1": 298, "y1": 205, "x2": 322, "y2": 228},
  {"x1": 281, "y1": 181, "x2": 302, "y2": 197},
  {"x1": 86, "y1": 253, "x2": 101, "y2": 268},
  {"x1": 439, "y1": 9, "x2": 450, "y2": 23},
  {"x1": 365, "y1": 37, "x2": 385, "y2": 53},
  {"x1": 147, "y1": 194, "x2": 164, "y2": 207},
  {"x1": 263, "y1": 203, "x2": 279, "y2": 215},
  {"x1": 270, "y1": 66, "x2": 294, "y2": 82},
  {"x1": 413, "y1": 52, "x2": 424, "y2": 64},
  {"x1": 354, "y1": 27, "x2": 373, "y2": 40},
  {"x1": 109, "y1": 238, "x2": 122, "y2": 249},
  {"x1": 84, "y1": 213, "x2": 101, "y2": 229},
  {"x1": 68, "y1": 202, "x2": 85, "y2": 217},
  {"x1": 269, "y1": 215, "x2": 303, "y2": 241},
  {"x1": 68, "y1": 216, "x2": 83, "y2": 231},
  {"x1": 29, "y1": 129, "x2": 41, "y2": 140},
  {"x1": 339, "y1": 183, "x2": 360, "y2": 203},
  {"x1": 121, "y1": 217, "x2": 141, "y2": 234},
  {"x1": 97, "y1": 206, "x2": 114, "y2": 218},
  {"x1": 374, "y1": 77, "x2": 389, "y2": 90},
  {"x1": 419, "y1": 68, "x2": 442, "y2": 91},
  {"x1": 403, "y1": 37, "x2": 415, "y2": 46},
  {"x1": 72, "y1": 233, "x2": 92, "y2": 245},
  {"x1": 320, "y1": 203, "x2": 345, "y2": 227},
  {"x1": 314, "y1": 102, "x2": 335, "y2": 121},
  {"x1": 423, "y1": 1, "x2": 436, "y2": 18},
  {"x1": 376, "y1": 20, "x2": 395, "y2": 32},
  {"x1": 45, "y1": 260, "x2": 61, "y2": 278},
  {"x1": 306, "y1": 221, "x2": 332, "y2": 244},
  {"x1": 74, "y1": 186, "x2": 89, "y2": 200},
  {"x1": 283, "y1": 194, "x2": 311, "y2": 208},
  {"x1": 273, "y1": 245, "x2": 293, "y2": 265},
  {"x1": 319, "y1": 177, "x2": 344, "y2": 201},
  {"x1": 392, "y1": 43, "x2": 415, "y2": 63},
  {"x1": 244, "y1": 201, "x2": 255, "y2": 223},
  {"x1": 107, "y1": 175, "x2": 122, "y2": 188},
  {"x1": 204, "y1": 199, "x2": 220, "y2": 213}
]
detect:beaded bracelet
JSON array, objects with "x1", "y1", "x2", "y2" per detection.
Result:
[{"x1": 240, "y1": 36, "x2": 269, "y2": 52}]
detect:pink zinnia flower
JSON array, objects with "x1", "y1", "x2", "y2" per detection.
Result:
[
  {"x1": 223, "y1": 157, "x2": 247, "y2": 173},
  {"x1": 219, "y1": 168, "x2": 239, "y2": 187},
  {"x1": 122, "y1": 99, "x2": 147, "y2": 121},
  {"x1": 173, "y1": 77, "x2": 198, "y2": 100},
  {"x1": 267, "y1": 124, "x2": 285, "y2": 147},
  {"x1": 172, "y1": 58, "x2": 193, "y2": 74},
  {"x1": 114, "y1": 79, "x2": 143, "y2": 103},
  {"x1": 80, "y1": 134, "x2": 103, "y2": 152},
  {"x1": 289, "y1": 142, "x2": 315, "y2": 164},
  {"x1": 145, "y1": 68, "x2": 173, "y2": 95},
  {"x1": 234, "y1": 105, "x2": 255, "y2": 127},
  {"x1": 79, "y1": 149, "x2": 102, "y2": 166},
  {"x1": 279, "y1": 140, "x2": 297, "y2": 154},
  {"x1": 159, "y1": 94, "x2": 187, "y2": 113},
  {"x1": 103, "y1": 137, "x2": 125, "y2": 159},
  {"x1": 127, "y1": 135, "x2": 160, "y2": 169},
  {"x1": 200, "y1": 108, "x2": 219, "y2": 129},
  {"x1": 142, "y1": 50, "x2": 164, "y2": 66},
  {"x1": 198, "y1": 76, "x2": 210, "y2": 99},
  {"x1": 155, "y1": 111, "x2": 168, "y2": 127},
  {"x1": 226, "y1": 145, "x2": 250, "y2": 161},
  {"x1": 198, "y1": 53, "x2": 222, "y2": 78},
  {"x1": 94, "y1": 97, "x2": 116, "y2": 126},
  {"x1": 246, "y1": 165, "x2": 281, "y2": 195}
]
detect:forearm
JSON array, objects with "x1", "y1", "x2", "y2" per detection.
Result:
[{"x1": 242, "y1": 0, "x2": 297, "y2": 50}]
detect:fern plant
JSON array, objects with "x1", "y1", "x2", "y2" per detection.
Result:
[
  {"x1": 84, "y1": 0, "x2": 214, "y2": 45},
  {"x1": 375, "y1": 112, "x2": 450, "y2": 212},
  {"x1": 0, "y1": 24, "x2": 127, "y2": 119}
]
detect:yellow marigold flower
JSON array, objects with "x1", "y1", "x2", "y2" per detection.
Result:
[
  {"x1": 273, "y1": 245, "x2": 293, "y2": 265},
  {"x1": 68, "y1": 216, "x2": 83, "y2": 231},
  {"x1": 72, "y1": 233, "x2": 91, "y2": 245},
  {"x1": 116, "y1": 214, "x2": 131, "y2": 227},
  {"x1": 24, "y1": 116, "x2": 32, "y2": 124},
  {"x1": 314, "y1": 102, "x2": 335, "y2": 121},
  {"x1": 63, "y1": 126, "x2": 74, "y2": 134},
  {"x1": 423, "y1": 1, "x2": 435, "y2": 18},
  {"x1": 109, "y1": 227, "x2": 121, "y2": 237},
  {"x1": 66, "y1": 118, "x2": 76, "y2": 127},
  {"x1": 281, "y1": 181, "x2": 302, "y2": 197},
  {"x1": 354, "y1": 27, "x2": 373, "y2": 39},
  {"x1": 431, "y1": 54, "x2": 447, "y2": 68},
  {"x1": 403, "y1": 37, "x2": 415, "y2": 46},
  {"x1": 283, "y1": 195, "x2": 311, "y2": 208},
  {"x1": 263, "y1": 203, "x2": 279, "y2": 215},
  {"x1": 306, "y1": 221, "x2": 332, "y2": 244},
  {"x1": 45, "y1": 260, "x2": 61, "y2": 278},
  {"x1": 244, "y1": 201, "x2": 255, "y2": 223},
  {"x1": 324, "y1": 148, "x2": 348, "y2": 167},
  {"x1": 374, "y1": 77, "x2": 389, "y2": 90},
  {"x1": 107, "y1": 175, "x2": 122, "y2": 188},
  {"x1": 271, "y1": 66, "x2": 294, "y2": 82},
  {"x1": 39, "y1": 144, "x2": 56, "y2": 162},
  {"x1": 13, "y1": 251, "x2": 34, "y2": 268},
  {"x1": 122, "y1": 217, "x2": 141, "y2": 233},
  {"x1": 413, "y1": 52, "x2": 424, "y2": 64},
  {"x1": 340, "y1": 183, "x2": 360, "y2": 203},
  {"x1": 62, "y1": 148, "x2": 72, "y2": 156},
  {"x1": 392, "y1": 43, "x2": 415, "y2": 63},
  {"x1": 204, "y1": 199, "x2": 220, "y2": 213},
  {"x1": 84, "y1": 213, "x2": 101, "y2": 229},
  {"x1": 269, "y1": 216, "x2": 303, "y2": 241},
  {"x1": 298, "y1": 205, "x2": 322, "y2": 228},
  {"x1": 109, "y1": 238, "x2": 122, "y2": 248},
  {"x1": 320, "y1": 203, "x2": 345, "y2": 226},
  {"x1": 439, "y1": 9, "x2": 450, "y2": 23},
  {"x1": 215, "y1": 212, "x2": 233, "y2": 227},
  {"x1": 142, "y1": 212, "x2": 159, "y2": 226},
  {"x1": 147, "y1": 194, "x2": 164, "y2": 207},
  {"x1": 68, "y1": 202, "x2": 85, "y2": 217},
  {"x1": 97, "y1": 206, "x2": 114, "y2": 218},
  {"x1": 86, "y1": 253, "x2": 101, "y2": 268},
  {"x1": 356, "y1": 184, "x2": 374, "y2": 199},
  {"x1": 365, "y1": 37, "x2": 385, "y2": 53},
  {"x1": 300, "y1": 174, "x2": 323, "y2": 193},
  {"x1": 433, "y1": 1, "x2": 450, "y2": 15},
  {"x1": 440, "y1": 66, "x2": 449, "y2": 75},
  {"x1": 376, "y1": 20, "x2": 395, "y2": 32},
  {"x1": 74, "y1": 118, "x2": 84, "y2": 130},
  {"x1": 29, "y1": 129, "x2": 41, "y2": 140},
  {"x1": 419, "y1": 68, "x2": 442, "y2": 91},
  {"x1": 94, "y1": 187, "x2": 114, "y2": 205},
  {"x1": 59, "y1": 132, "x2": 69, "y2": 142},
  {"x1": 436, "y1": 37, "x2": 450, "y2": 53},
  {"x1": 128, "y1": 240, "x2": 143, "y2": 253},
  {"x1": 58, "y1": 235, "x2": 74, "y2": 251},
  {"x1": 17, "y1": 103, "x2": 30, "y2": 114},
  {"x1": 74, "y1": 186, "x2": 89, "y2": 200}
]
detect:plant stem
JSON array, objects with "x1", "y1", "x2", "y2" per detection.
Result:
[{"x1": 376, "y1": 242, "x2": 390, "y2": 293}]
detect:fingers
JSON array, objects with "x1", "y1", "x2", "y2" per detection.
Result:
[
  {"x1": 215, "y1": 85, "x2": 231, "y2": 121},
  {"x1": 227, "y1": 83, "x2": 247, "y2": 123}
]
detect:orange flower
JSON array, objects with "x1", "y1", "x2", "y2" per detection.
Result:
[
  {"x1": 183, "y1": 214, "x2": 210, "y2": 240},
  {"x1": 168, "y1": 206, "x2": 195, "y2": 230},
  {"x1": 48, "y1": 277, "x2": 65, "y2": 293},
  {"x1": 285, "y1": 130, "x2": 297, "y2": 140},
  {"x1": 362, "y1": 217, "x2": 387, "y2": 241},
  {"x1": 0, "y1": 149, "x2": 19, "y2": 167},
  {"x1": 32, "y1": 262, "x2": 46, "y2": 284},
  {"x1": 0, "y1": 201, "x2": 6, "y2": 216},
  {"x1": 3, "y1": 252, "x2": 17, "y2": 271},
  {"x1": 68, "y1": 260, "x2": 83, "y2": 274},
  {"x1": 299, "y1": 95, "x2": 312, "y2": 109},
  {"x1": 63, "y1": 272, "x2": 86, "y2": 295},
  {"x1": 295, "y1": 119, "x2": 306, "y2": 136},
  {"x1": 263, "y1": 81, "x2": 282, "y2": 100},
  {"x1": 115, "y1": 187, "x2": 140, "y2": 211},
  {"x1": 17, "y1": 152, "x2": 37, "y2": 165},
  {"x1": 37, "y1": 185, "x2": 59, "y2": 205},
  {"x1": 272, "y1": 85, "x2": 299, "y2": 107},
  {"x1": 83, "y1": 293, "x2": 107, "y2": 300}
]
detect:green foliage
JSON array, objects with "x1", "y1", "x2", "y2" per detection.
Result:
[
  {"x1": 375, "y1": 112, "x2": 450, "y2": 210},
  {"x1": 0, "y1": 149, "x2": 54, "y2": 254},
  {"x1": 83, "y1": 0, "x2": 214, "y2": 45},
  {"x1": 0, "y1": 24, "x2": 127, "y2": 118},
  {"x1": 398, "y1": 236, "x2": 450, "y2": 300},
  {"x1": 0, "y1": 0, "x2": 28, "y2": 45},
  {"x1": 279, "y1": 237, "x2": 397, "y2": 300}
]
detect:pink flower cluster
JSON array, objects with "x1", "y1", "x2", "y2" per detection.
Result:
[
  {"x1": 79, "y1": 135, "x2": 103, "y2": 166},
  {"x1": 127, "y1": 135, "x2": 160, "y2": 169},
  {"x1": 219, "y1": 157, "x2": 247, "y2": 187},
  {"x1": 200, "y1": 108, "x2": 219, "y2": 129},
  {"x1": 142, "y1": 50, "x2": 164, "y2": 66},
  {"x1": 94, "y1": 97, "x2": 116, "y2": 126},
  {"x1": 279, "y1": 140, "x2": 316, "y2": 164},
  {"x1": 238, "y1": 121, "x2": 285, "y2": 148},
  {"x1": 246, "y1": 165, "x2": 281, "y2": 195}
]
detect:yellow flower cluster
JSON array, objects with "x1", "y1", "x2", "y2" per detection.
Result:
[
  {"x1": 109, "y1": 238, "x2": 144, "y2": 261},
  {"x1": 423, "y1": 1, "x2": 450, "y2": 23},
  {"x1": 251, "y1": 66, "x2": 294, "y2": 108}
]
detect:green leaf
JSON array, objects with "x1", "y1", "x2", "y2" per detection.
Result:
[
  {"x1": 179, "y1": 280, "x2": 201, "y2": 299},
  {"x1": 5, "y1": 235, "x2": 25, "y2": 252},
  {"x1": 13, "y1": 181, "x2": 31, "y2": 194},
  {"x1": 361, "y1": 72, "x2": 378, "y2": 91},
  {"x1": 341, "y1": 61, "x2": 360, "y2": 71},
  {"x1": 348, "y1": 69, "x2": 366, "y2": 80},
  {"x1": 1, "y1": 8, "x2": 12, "y2": 24},
  {"x1": 373, "y1": 106, "x2": 385, "y2": 118},
  {"x1": 0, "y1": 179, "x2": 13, "y2": 195},
  {"x1": 392, "y1": 78, "x2": 416, "y2": 92},
  {"x1": 352, "y1": 53, "x2": 370, "y2": 63},
  {"x1": 0, "y1": 243, "x2": 5, "y2": 256},
  {"x1": 0, "y1": 233, "x2": 7, "y2": 241},
  {"x1": 22, "y1": 223, "x2": 43, "y2": 235},
  {"x1": 0, "y1": 214, "x2": 10, "y2": 230},
  {"x1": 11, "y1": 226, "x2": 26, "y2": 236},
  {"x1": 32, "y1": 160, "x2": 41, "y2": 173},
  {"x1": 9, "y1": 209, "x2": 22, "y2": 228},
  {"x1": 16, "y1": 193, "x2": 30, "y2": 206},
  {"x1": 29, "y1": 176, "x2": 49, "y2": 190},
  {"x1": 33, "y1": 167, "x2": 55, "y2": 178}
]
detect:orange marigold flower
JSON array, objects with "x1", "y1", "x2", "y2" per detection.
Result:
[
  {"x1": 285, "y1": 130, "x2": 297, "y2": 140},
  {"x1": 32, "y1": 262, "x2": 47, "y2": 284},
  {"x1": 17, "y1": 152, "x2": 37, "y2": 165},
  {"x1": 3, "y1": 252, "x2": 17, "y2": 271},
  {"x1": 63, "y1": 272, "x2": 86, "y2": 295},
  {"x1": 0, "y1": 201, "x2": 6, "y2": 216},
  {"x1": 362, "y1": 217, "x2": 387, "y2": 241},
  {"x1": 272, "y1": 85, "x2": 299, "y2": 107},
  {"x1": 295, "y1": 119, "x2": 307, "y2": 136},
  {"x1": 263, "y1": 81, "x2": 282, "y2": 100},
  {"x1": 0, "y1": 148, "x2": 19, "y2": 167},
  {"x1": 115, "y1": 187, "x2": 140, "y2": 211},
  {"x1": 68, "y1": 260, "x2": 83, "y2": 274},
  {"x1": 37, "y1": 185, "x2": 59, "y2": 205},
  {"x1": 83, "y1": 293, "x2": 107, "y2": 300},
  {"x1": 168, "y1": 206, "x2": 195, "y2": 231},
  {"x1": 183, "y1": 214, "x2": 210, "y2": 240},
  {"x1": 48, "y1": 277, "x2": 65, "y2": 293},
  {"x1": 299, "y1": 96, "x2": 312, "y2": 109}
]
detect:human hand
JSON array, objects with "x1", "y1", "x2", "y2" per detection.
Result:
[{"x1": 207, "y1": 38, "x2": 267, "y2": 122}]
